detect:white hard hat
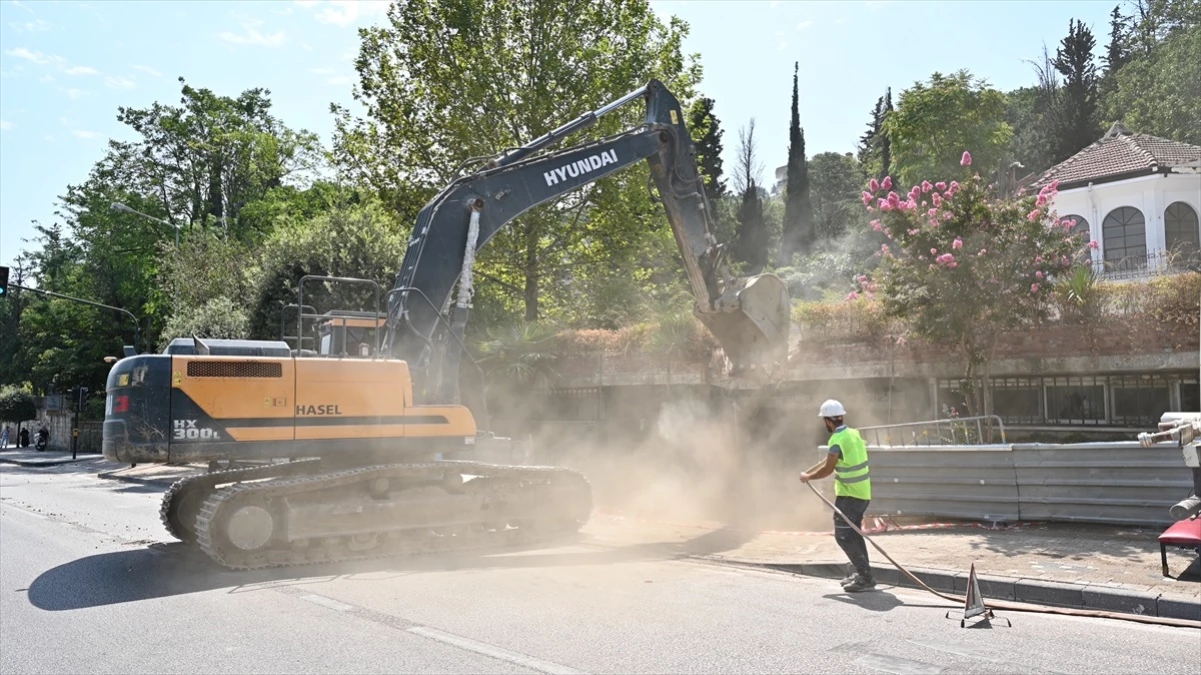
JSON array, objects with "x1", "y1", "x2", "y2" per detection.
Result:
[{"x1": 818, "y1": 399, "x2": 847, "y2": 418}]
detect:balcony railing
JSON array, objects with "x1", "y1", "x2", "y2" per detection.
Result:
[{"x1": 1092, "y1": 248, "x2": 1201, "y2": 280}]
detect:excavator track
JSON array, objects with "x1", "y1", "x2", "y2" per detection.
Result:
[
  {"x1": 160, "y1": 460, "x2": 324, "y2": 542},
  {"x1": 192, "y1": 462, "x2": 592, "y2": 570}
]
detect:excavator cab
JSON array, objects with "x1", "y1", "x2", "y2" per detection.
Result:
[{"x1": 315, "y1": 312, "x2": 386, "y2": 359}]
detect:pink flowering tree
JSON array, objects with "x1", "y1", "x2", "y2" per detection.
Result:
[{"x1": 855, "y1": 151, "x2": 1092, "y2": 423}]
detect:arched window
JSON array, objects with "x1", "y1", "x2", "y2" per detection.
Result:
[
  {"x1": 1102, "y1": 206, "x2": 1146, "y2": 269},
  {"x1": 1165, "y1": 202, "x2": 1200, "y2": 260}
]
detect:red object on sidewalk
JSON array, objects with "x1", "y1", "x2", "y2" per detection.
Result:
[{"x1": 1158, "y1": 518, "x2": 1201, "y2": 578}]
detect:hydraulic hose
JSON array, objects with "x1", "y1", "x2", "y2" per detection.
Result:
[{"x1": 804, "y1": 482, "x2": 1201, "y2": 629}]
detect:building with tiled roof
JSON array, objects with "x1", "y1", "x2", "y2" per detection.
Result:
[{"x1": 1040, "y1": 122, "x2": 1201, "y2": 276}]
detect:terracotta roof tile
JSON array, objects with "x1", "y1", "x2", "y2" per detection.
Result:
[{"x1": 1033, "y1": 122, "x2": 1201, "y2": 189}]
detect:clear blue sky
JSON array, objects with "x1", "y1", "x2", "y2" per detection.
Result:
[{"x1": 0, "y1": 0, "x2": 1118, "y2": 268}]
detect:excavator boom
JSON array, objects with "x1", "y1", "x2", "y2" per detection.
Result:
[{"x1": 384, "y1": 80, "x2": 790, "y2": 401}]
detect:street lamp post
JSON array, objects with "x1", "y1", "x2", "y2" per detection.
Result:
[
  {"x1": 112, "y1": 202, "x2": 181, "y2": 303},
  {"x1": 111, "y1": 202, "x2": 179, "y2": 249}
]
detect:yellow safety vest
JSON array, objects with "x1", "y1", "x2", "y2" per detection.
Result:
[{"x1": 829, "y1": 426, "x2": 871, "y2": 500}]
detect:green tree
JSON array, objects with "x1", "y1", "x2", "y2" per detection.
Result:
[
  {"x1": 1104, "y1": 5, "x2": 1132, "y2": 75},
  {"x1": 248, "y1": 200, "x2": 411, "y2": 341},
  {"x1": 808, "y1": 152, "x2": 866, "y2": 240},
  {"x1": 732, "y1": 119, "x2": 768, "y2": 272},
  {"x1": 781, "y1": 63, "x2": 815, "y2": 260},
  {"x1": 1004, "y1": 85, "x2": 1056, "y2": 180},
  {"x1": 332, "y1": 0, "x2": 700, "y2": 322},
  {"x1": 109, "y1": 78, "x2": 323, "y2": 241},
  {"x1": 1104, "y1": 23, "x2": 1201, "y2": 144},
  {"x1": 688, "y1": 96, "x2": 727, "y2": 200},
  {"x1": 1052, "y1": 19, "x2": 1101, "y2": 162},
  {"x1": 0, "y1": 387, "x2": 36, "y2": 426},
  {"x1": 857, "y1": 88, "x2": 893, "y2": 181},
  {"x1": 858, "y1": 157, "x2": 1084, "y2": 421},
  {"x1": 885, "y1": 71, "x2": 1012, "y2": 189},
  {"x1": 159, "y1": 297, "x2": 250, "y2": 348}
]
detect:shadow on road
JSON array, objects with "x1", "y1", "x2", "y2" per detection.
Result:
[
  {"x1": 821, "y1": 589, "x2": 905, "y2": 612},
  {"x1": 28, "y1": 525, "x2": 754, "y2": 611}
]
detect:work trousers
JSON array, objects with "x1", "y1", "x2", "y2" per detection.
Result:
[{"x1": 833, "y1": 496, "x2": 872, "y2": 579}]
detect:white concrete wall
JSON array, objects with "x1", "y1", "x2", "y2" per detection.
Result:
[{"x1": 1049, "y1": 172, "x2": 1201, "y2": 266}]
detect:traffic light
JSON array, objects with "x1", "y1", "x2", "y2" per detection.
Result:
[{"x1": 0, "y1": 265, "x2": 8, "y2": 297}]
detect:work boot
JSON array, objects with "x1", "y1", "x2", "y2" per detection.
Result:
[
  {"x1": 843, "y1": 574, "x2": 877, "y2": 593},
  {"x1": 839, "y1": 566, "x2": 856, "y2": 586}
]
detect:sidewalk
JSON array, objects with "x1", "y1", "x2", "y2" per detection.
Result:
[
  {"x1": 0, "y1": 448, "x2": 100, "y2": 467},
  {"x1": 583, "y1": 512, "x2": 1201, "y2": 621}
]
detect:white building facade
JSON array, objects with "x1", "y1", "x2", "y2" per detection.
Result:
[{"x1": 1038, "y1": 123, "x2": 1201, "y2": 277}]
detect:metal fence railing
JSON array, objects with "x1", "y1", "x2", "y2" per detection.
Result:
[
  {"x1": 814, "y1": 441, "x2": 1193, "y2": 527},
  {"x1": 1092, "y1": 248, "x2": 1201, "y2": 281},
  {"x1": 856, "y1": 416, "x2": 1007, "y2": 447}
]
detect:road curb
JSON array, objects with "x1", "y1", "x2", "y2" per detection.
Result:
[
  {"x1": 96, "y1": 469, "x2": 193, "y2": 488},
  {"x1": 701, "y1": 557, "x2": 1200, "y2": 622},
  {"x1": 0, "y1": 455, "x2": 95, "y2": 467}
]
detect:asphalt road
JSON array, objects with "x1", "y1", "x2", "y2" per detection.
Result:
[{"x1": 2, "y1": 463, "x2": 1199, "y2": 675}]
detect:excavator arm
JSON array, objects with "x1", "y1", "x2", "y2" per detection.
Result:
[{"x1": 383, "y1": 80, "x2": 790, "y2": 403}]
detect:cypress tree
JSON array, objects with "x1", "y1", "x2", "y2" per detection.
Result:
[{"x1": 781, "y1": 62, "x2": 814, "y2": 261}]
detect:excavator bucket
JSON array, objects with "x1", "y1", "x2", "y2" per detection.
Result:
[{"x1": 696, "y1": 272, "x2": 792, "y2": 376}]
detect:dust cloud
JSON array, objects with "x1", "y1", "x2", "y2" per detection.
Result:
[{"x1": 524, "y1": 394, "x2": 834, "y2": 535}]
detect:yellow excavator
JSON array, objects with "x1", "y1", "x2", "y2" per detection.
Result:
[{"x1": 102, "y1": 80, "x2": 791, "y2": 570}]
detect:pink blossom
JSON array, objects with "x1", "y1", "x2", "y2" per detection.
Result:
[
  {"x1": 881, "y1": 176, "x2": 893, "y2": 190},
  {"x1": 1087, "y1": 240, "x2": 1099, "y2": 250},
  {"x1": 1036, "y1": 194, "x2": 1047, "y2": 207},
  {"x1": 871, "y1": 219, "x2": 883, "y2": 232},
  {"x1": 1027, "y1": 209, "x2": 1041, "y2": 222},
  {"x1": 866, "y1": 206, "x2": 874, "y2": 212},
  {"x1": 905, "y1": 198, "x2": 918, "y2": 211},
  {"x1": 896, "y1": 336, "x2": 907, "y2": 346},
  {"x1": 978, "y1": 249, "x2": 987, "y2": 256},
  {"x1": 908, "y1": 228, "x2": 920, "y2": 236},
  {"x1": 936, "y1": 253, "x2": 955, "y2": 264},
  {"x1": 935, "y1": 181, "x2": 947, "y2": 191},
  {"x1": 932, "y1": 193, "x2": 942, "y2": 208},
  {"x1": 880, "y1": 244, "x2": 890, "y2": 255},
  {"x1": 845, "y1": 291, "x2": 860, "y2": 302},
  {"x1": 952, "y1": 237, "x2": 963, "y2": 250},
  {"x1": 942, "y1": 212, "x2": 953, "y2": 221},
  {"x1": 1061, "y1": 255, "x2": 1070, "y2": 267},
  {"x1": 1062, "y1": 218, "x2": 1076, "y2": 229},
  {"x1": 862, "y1": 191, "x2": 873, "y2": 206},
  {"x1": 878, "y1": 198, "x2": 891, "y2": 211},
  {"x1": 930, "y1": 248, "x2": 938, "y2": 256},
  {"x1": 949, "y1": 181, "x2": 960, "y2": 191},
  {"x1": 1049, "y1": 179, "x2": 1059, "y2": 191},
  {"x1": 1030, "y1": 283, "x2": 1040, "y2": 293},
  {"x1": 869, "y1": 178, "x2": 880, "y2": 192},
  {"x1": 887, "y1": 191, "x2": 901, "y2": 207},
  {"x1": 1036, "y1": 271, "x2": 1044, "y2": 280},
  {"x1": 961, "y1": 151, "x2": 972, "y2": 166},
  {"x1": 909, "y1": 186, "x2": 921, "y2": 202},
  {"x1": 949, "y1": 261, "x2": 958, "y2": 268},
  {"x1": 857, "y1": 274, "x2": 869, "y2": 283},
  {"x1": 922, "y1": 180, "x2": 933, "y2": 193},
  {"x1": 1035, "y1": 255, "x2": 1043, "y2": 263}
]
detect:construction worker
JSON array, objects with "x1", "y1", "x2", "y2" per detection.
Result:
[{"x1": 800, "y1": 399, "x2": 874, "y2": 592}]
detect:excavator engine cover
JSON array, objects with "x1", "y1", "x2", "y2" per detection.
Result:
[{"x1": 698, "y1": 272, "x2": 791, "y2": 374}]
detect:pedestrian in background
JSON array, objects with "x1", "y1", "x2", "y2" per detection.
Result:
[
  {"x1": 800, "y1": 399, "x2": 875, "y2": 592},
  {"x1": 1, "y1": 425, "x2": 9, "y2": 449}
]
